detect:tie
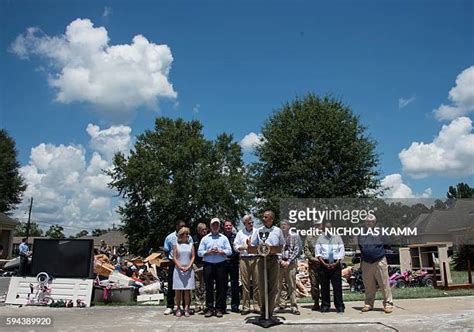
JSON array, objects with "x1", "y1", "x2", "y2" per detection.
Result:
[{"x1": 328, "y1": 237, "x2": 334, "y2": 263}]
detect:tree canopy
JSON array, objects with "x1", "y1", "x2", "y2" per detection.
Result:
[
  {"x1": 45, "y1": 224, "x2": 65, "y2": 239},
  {"x1": 107, "y1": 117, "x2": 250, "y2": 254},
  {"x1": 91, "y1": 229, "x2": 108, "y2": 237},
  {"x1": 0, "y1": 129, "x2": 27, "y2": 214},
  {"x1": 14, "y1": 222, "x2": 44, "y2": 237},
  {"x1": 75, "y1": 230, "x2": 89, "y2": 238},
  {"x1": 251, "y1": 93, "x2": 380, "y2": 215},
  {"x1": 447, "y1": 182, "x2": 474, "y2": 199}
]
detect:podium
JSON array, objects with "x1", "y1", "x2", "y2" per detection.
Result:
[{"x1": 246, "y1": 241, "x2": 284, "y2": 328}]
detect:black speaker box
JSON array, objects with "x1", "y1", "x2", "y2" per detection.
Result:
[{"x1": 31, "y1": 239, "x2": 94, "y2": 278}]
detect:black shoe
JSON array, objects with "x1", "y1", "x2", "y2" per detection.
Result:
[
  {"x1": 215, "y1": 310, "x2": 224, "y2": 318},
  {"x1": 291, "y1": 307, "x2": 301, "y2": 315},
  {"x1": 320, "y1": 307, "x2": 330, "y2": 313},
  {"x1": 231, "y1": 307, "x2": 240, "y2": 313},
  {"x1": 336, "y1": 307, "x2": 345, "y2": 313},
  {"x1": 311, "y1": 303, "x2": 320, "y2": 311},
  {"x1": 204, "y1": 310, "x2": 213, "y2": 318},
  {"x1": 241, "y1": 309, "x2": 250, "y2": 315}
]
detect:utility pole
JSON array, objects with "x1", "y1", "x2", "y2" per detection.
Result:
[{"x1": 26, "y1": 197, "x2": 33, "y2": 240}]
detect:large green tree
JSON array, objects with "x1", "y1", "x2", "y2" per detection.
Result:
[
  {"x1": 107, "y1": 117, "x2": 250, "y2": 254},
  {"x1": 91, "y1": 229, "x2": 108, "y2": 237},
  {"x1": 74, "y1": 230, "x2": 89, "y2": 238},
  {"x1": 251, "y1": 93, "x2": 380, "y2": 214},
  {"x1": 14, "y1": 222, "x2": 44, "y2": 237},
  {"x1": 45, "y1": 224, "x2": 65, "y2": 239},
  {"x1": 447, "y1": 182, "x2": 474, "y2": 199},
  {"x1": 0, "y1": 129, "x2": 27, "y2": 214}
]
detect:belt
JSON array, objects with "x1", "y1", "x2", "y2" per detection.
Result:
[
  {"x1": 322, "y1": 259, "x2": 340, "y2": 264},
  {"x1": 240, "y1": 256, "x2": 257, "y2": 259},
  {"x1": 203, "y1": 261, "x2": 226, "y2": 265}
]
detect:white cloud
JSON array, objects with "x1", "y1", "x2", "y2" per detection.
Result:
[
  {"x1": 192, "y1": 104, "x2": 200, "y2": 114},
  {"x1": 102, "y1": 7, "x2": 112, "y2": 19},
  {"x1": 433, "y1": 66, "x2": 474, "y2": 121},
  {"x1": 10, "y1": 18, "x2": 177, "y2": 121},
  {"x1": 380, "y1": 174, "x2": 432, "y2": 199},
  {"x1": 13, "y1": 124, "x2": 133, "y2": 233},
  {"x1": 86, "y1": 123, "x2": 132, "y2": 161},
  {"x1": 399, "y1": 117, "x2": 474, "y2": 178},
  {"x1": 240, "y1": 132, "x2": 264, "y2": 152},
  {"x1": 398, "y1": 96, "x2": 416, "y2": 109}
]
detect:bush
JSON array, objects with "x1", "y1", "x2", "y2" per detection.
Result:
[{"x1": 453, "y1": 245, "x2": 474, "y2": 271}]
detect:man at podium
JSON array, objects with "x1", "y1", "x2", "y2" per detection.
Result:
[{"x1": 250, "y1": 210, "x2": 285, "y2": 319}]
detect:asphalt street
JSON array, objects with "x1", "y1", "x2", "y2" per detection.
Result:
[{"x1": 0, "y1": 296, "x2": 472, "y2": 331}]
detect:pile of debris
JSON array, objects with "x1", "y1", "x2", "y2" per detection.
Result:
[
  {"x1": 93, "y1": 252, "x2": 169, "y2": 304},
  {"x1": 295, "y1": 260, "x2": 355, "y2": 297}
]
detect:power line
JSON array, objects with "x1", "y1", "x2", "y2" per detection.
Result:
[{"x1": 16, "y1": 217, "x2": 118, "y2": 232}]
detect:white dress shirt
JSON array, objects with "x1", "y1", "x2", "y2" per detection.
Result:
[
  {"x1": 315, "y1": 234, "x2": 345, "y2": 262},
  {"x1": 250, "y1": 225, "x2": 285, "y2": 247},
  {"x1": 234, "y1": 228, "x2": 256, "y2": 257}
]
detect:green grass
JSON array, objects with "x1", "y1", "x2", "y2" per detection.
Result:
[
  {"x1": 296, "y1": 269, "x2": 474, "y2": 303},
  {"x1": 451, "y1": 270, "x2": 472, "y2": 284}
]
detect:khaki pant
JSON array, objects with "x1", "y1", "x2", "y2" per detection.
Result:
[
  {"x1": 308, "y1": 262, "x2": 320, "y2": 304},
  {"x1": 240, "y1": 257, "x2": 260, "y2": 311},
  {"x1": 361, "y1": 257, "x2": 393, "y2": 308},
  {"x1": 193, "y1": 263, "x2": 206, "y2": 310},
  {"x1": 258, "y1": 255, "x2": 279, "y2": 316},
  {"x1": 277, "y1": 261, "x2": 298, "y2": 308}
]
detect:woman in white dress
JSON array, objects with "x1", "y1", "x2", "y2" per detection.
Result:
[{"x1": 172, "y1": 227, "x2": 195, "y2": 317}]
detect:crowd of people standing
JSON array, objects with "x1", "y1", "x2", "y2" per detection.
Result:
[{"x1": 162, "y1": 211, "x2": 394, "y2": 319}]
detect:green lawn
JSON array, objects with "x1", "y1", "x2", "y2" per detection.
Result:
[{"x1": 298, "y1": 269, "x2": 474, "y2": 303}]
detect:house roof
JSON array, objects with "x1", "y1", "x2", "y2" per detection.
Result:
[
  {"x1": 408, "y1": 200, "x2": 474, "y2": 235},
  {"x1": 0, "y1": 212, "x2": 20, "y2": 228},
  {"x1": 79, "y1": 230, "x2": 127, "y2": 247},
  {"x1": 13, "y1": 236, "x2": 46, "y2": 245}
]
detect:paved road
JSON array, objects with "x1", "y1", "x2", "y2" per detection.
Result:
[{"x1": 0, "y1": 296, "x2": 473, "y2": 331}]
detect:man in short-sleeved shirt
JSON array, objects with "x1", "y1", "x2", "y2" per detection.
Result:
[
  {"x1": 316, "y1": 222, "x2": 345, "y2": 313},
  {"x1": 250, "y1": 210, "x2": 285, "y2": 319},
  {"x1": 19, "y1": 238, "x2": 30, "y2": 276},
  {"x1": 358, "y1": 215, "x2": 393, "y2": 314}
]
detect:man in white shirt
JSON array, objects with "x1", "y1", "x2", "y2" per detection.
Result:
[
  {"x1": 250, "y1": 210, "x2": 285, "y2": 319},
  {"x1": 315, "y1": 222, "x2": 345, "y2": 313},
  {"x1": 234, "y1": 214, "x2": 260, "y2": 315}
]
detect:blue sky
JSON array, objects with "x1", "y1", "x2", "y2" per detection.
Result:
[{"x1": 1, "y1": 0, "x2": 473, "y2": 233}]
